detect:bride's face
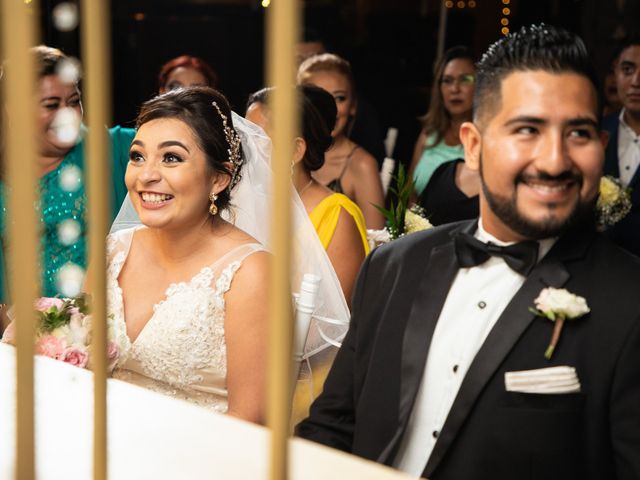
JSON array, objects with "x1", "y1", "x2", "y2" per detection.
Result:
[{"x1": 126, "y1": 118, "x2": 215, "y2": 229}]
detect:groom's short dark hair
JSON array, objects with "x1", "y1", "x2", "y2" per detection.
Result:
[{"x1": 474, "y1": 24, "x2": 599, "y2": 126}]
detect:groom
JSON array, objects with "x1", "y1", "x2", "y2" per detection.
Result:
[{"x1": 296, "y1": 25, "x2": 640, "y2": 480}]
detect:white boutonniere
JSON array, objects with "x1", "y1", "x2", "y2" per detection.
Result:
[{"x1": 529, "y1": 288, "x2": 590, "y2": 360}]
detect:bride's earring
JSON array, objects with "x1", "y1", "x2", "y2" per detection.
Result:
[{"x1": 209, "y1": 192, "x2": 218, "y2": 216}]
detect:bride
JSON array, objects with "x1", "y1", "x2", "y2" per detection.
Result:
[
  {"x1": 108, "y1": 86, "x2": 350, "y2": 425},
  {"x1": 107, "y1": 87, "x2": 269, "y2": 423}
]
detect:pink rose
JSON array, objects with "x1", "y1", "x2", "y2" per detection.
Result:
[
  {"x1": 35, "y1": 335, "x2": 66, "y2": 359},
  {"x1": 107, "y1": 341, "x2": 120, "y2": 371},
  {"x1": 34, "y1": 297, "x2": 65, "y2": 313},
  {"x1": 60, "y1": 346, "x2": 89, "y2": 368},
  {"x1": 1, "y1": 321, "x2": 16, "y2": 344}
]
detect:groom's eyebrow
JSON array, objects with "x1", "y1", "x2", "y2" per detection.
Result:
[{"x1": 158, "y1": 140, "x2": 190, "y2": 152}]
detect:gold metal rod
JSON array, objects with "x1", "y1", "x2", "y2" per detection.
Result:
[
  {"x1": 266, "y1": 0, "x2": 300, "y2": 479},
  {"x1": 80, "y1": 1, "x2": 111, "y2": 479},
  {"x1": 1, "y1": 1, "x2": 39, "y2": 479}
]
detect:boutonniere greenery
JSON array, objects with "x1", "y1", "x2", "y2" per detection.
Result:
[
  {"x1": 529, "y1": 287, "x2": 590, "y2": 360},
  {"x1": 596, "y1": 175, "x2": 632, "y2": 230},
  {"x1": 370, "y1": 165, "x2": 432, "y2": 247}
]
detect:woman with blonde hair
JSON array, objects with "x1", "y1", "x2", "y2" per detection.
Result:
[{"x1": 297, "y1": 53, "x2": 385, "y2": 229}]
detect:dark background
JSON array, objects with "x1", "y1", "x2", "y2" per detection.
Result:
[{"x1": 39, "y1": 0, "x2": 640, "y2": 169}]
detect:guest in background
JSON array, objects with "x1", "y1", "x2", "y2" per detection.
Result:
[
  {"x1": 247, "y1": 84, "x2": 368, "y2": 422},
  {"x1": 246, "y1": 85, "x2": 368, "y2": 303},
  {"x1": 297, "y1": 53, "x2": 385, "y2": 229},
  {"x1": 295, "y1": 31, "x2": 386, "y2": 168},
  {"x1": 418, "y1": 156, "x2": 479, "y2": 226},
  {"x1": 602, "y1": 33, "x2": 640, "y2": 256},
  {"x1": 158, "y1": 55, "x2": 218, "y2": 94},
  {"x1": 602, "y1": 64, "x2": 623, "y2": 117},
  {"x1": 409, "y1": 47, "x2": 476, "y2": 199},
  {"x1": 0, "y1": 45, "x2": 134, "y2": 302}
]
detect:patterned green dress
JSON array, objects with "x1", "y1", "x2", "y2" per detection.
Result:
[{"x1": 0, "y1": 125, "x2": 135, "y2": 301}]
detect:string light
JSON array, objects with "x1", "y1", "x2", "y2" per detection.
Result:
[
  {"x1": 261, "y1": 0, "x2": 270, "y2": 7},
  {"x1": 456, "y1": 0, "x2": 465, "y2": 8},
  {"x1": 468, "y1": 0, "x2": 476, "y2": 7},
  {"x1": 445, "y1": 0, "x2": 454, "y2": 7},
  {"x1": 501, "y1": 0, "x2": 511, "y2": 36}
]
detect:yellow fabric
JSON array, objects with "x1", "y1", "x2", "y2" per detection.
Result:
[
  {"x1": 291, "y1": 347, "x2": 337, "y2": 428},
  {"x1": 308, "y1": 193, "x2": 370, "y2": 255}
]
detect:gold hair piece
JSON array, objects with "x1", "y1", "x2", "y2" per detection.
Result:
[{"x1": 212, "y1": 101, "x2": 243, "y2": 189}]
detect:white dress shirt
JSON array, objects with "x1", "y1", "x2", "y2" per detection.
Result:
[
  {"x1": 393, "y1": 220, "x2": 555, "y2": 477},
  {"x1": 618, "y1": 109, "x2": 640, "y2": 188}
]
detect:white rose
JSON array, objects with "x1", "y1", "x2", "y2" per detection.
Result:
[
  {"x1": 534, "y1": 288, "x2": 590, "y2": 319},
  {"x1": 367, "y1": 228, "x2": 392, "y2": 249}
]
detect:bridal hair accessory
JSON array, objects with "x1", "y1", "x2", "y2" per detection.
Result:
[
  {"x1": 529, "y1": 287, "x2": 590, "y2": 360},
  {"x1": 211, "y1": 101, "x2": 244, "y2": 189},
  {"x1": 208, "y1": 192, "x2": 218, "y2": 216}
]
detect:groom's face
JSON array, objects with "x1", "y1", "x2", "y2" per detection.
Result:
[{"x1": 461, "y1": 70, "x2": 607, "y2": 241}]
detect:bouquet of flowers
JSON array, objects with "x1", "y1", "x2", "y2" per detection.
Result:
[
  {"x1": 596, "y1": 175, "x2": 632, "y2": 229},
  {"x1": 369, "y1": 164, "x2": 433, "y2": 248},
  {"x1": 1, "y1": 296, "x2": 130, "y2": 372}
]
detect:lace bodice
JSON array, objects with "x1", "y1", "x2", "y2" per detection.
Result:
[{"x1": 107, "y1": 227, "x2": 265, "y2": 412}]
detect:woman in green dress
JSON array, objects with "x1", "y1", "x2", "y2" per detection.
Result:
[{"x1": 0, "y1": 45, "x2": 134, "y2": 302}]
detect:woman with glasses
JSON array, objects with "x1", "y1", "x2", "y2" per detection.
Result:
[
  {"x1": 409, "y1": 46, "x2": 480, "y2": 225},
  {"x1": 409, "y1": 47, "x2": 476, "y2": 198}
]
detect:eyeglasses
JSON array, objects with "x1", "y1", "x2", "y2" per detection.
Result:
[{"x1": 440, "y1": 74, "x2": 476, "y2": 87}]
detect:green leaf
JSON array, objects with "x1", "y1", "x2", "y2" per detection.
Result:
[{"x1": 371, "y1": 164, "x2": 417, "y2": 240}]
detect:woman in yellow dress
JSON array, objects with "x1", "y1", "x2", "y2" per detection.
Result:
[
  {"x1": 246, "y1": 85, "x2": 369, "y2": 424},
  {"x1": 246, "y1": 84, "x2": 369, "y2": 304}
]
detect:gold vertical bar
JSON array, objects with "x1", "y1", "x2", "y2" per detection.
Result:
[
  {"x1": 1, "y1": 1, "x2": 39, "y2": 479},
  {"x1": 80, "y1": 1, "x2": 111, "y2": 479},
  {"x1": 266, "y1": 0, "x2": 299, "y2": 479}
]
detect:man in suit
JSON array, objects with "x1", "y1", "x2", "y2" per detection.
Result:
[
  {"x1": 602, "y1": 33, "x2": 640, "y2": 257},
  {"x1": 296, "y1": 24, "x2": 640, "y2": 480}
]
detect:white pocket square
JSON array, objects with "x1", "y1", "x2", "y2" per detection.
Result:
[{"x1": 504, "y1": 366, "x2": 581, "y2": 394}]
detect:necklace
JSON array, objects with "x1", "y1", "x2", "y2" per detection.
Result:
[{"x1": 298, "y1": 178, "x2": 314, "y2": 197}]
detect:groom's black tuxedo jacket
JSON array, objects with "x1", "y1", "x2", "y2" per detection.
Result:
[{"x1": 296, "y1": 220, "x2": 640, "y2": 480}]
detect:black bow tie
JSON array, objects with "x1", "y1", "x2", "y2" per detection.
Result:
[{"x1": 454, "y1": 231, "x2": 539, "y2": 276}]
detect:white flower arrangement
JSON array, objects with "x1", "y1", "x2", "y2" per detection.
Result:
[
  {"x1": 530, "y1": 287, "x2": 590, "y2": 360},
  {"x1": 596, "y1": 175, "x2": 632, "y2": 229},
  {"x1": 368, "y1": 205, "x2": 433, "y2": 249},
  {"x1": 369, "y1": 165, "x2": 433, "y2": 248}
]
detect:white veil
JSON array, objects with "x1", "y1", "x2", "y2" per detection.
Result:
[{"x1": 110, "y1": 113, "x2": 350, "y2": 362}]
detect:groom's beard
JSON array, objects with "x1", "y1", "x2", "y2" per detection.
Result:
[{"x1": 479, "y1": 156, "x2": 596, "y2": 240}]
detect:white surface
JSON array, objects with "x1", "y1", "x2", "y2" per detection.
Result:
[{"x1": 0, "y1": 343, "x2": 413, "y2": 479}]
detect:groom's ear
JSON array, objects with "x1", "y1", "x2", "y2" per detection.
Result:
[{"x1": 460, "y1": 121, "x2": 482, "y2": 172}]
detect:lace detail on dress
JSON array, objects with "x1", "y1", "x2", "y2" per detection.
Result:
[{"x1": 106, "y1": 227, "x2": 265, "y2": 412}]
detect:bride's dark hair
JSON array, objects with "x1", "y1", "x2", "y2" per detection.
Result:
[{"x1": 136, "y1": 86, "x2": 244, "y2": 213}]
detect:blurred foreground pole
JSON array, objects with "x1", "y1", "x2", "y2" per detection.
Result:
[{"x1": 266, "y1": 0, "x2": 300, "y2": 478}]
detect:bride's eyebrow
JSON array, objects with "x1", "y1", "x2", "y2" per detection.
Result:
[{"x1": 158, "y1": 140, "x2": 190, "y2": 153}]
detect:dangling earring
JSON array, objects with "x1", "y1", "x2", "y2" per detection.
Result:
[{"x1": 209, "y1": 192, "x2": 218, "y2": 216}]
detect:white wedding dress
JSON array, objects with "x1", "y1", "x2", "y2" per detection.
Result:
[{"x1": 107, "y1": 226, "x2": 266, "y2": 413}]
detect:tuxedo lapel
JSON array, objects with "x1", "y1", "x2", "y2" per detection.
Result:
[
  {"x1": 377, "y1": 222, "x2": 471, "y2": 464},
  {"x1": 423, "y1": 226, "x2": 593, "y2": 477}
]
